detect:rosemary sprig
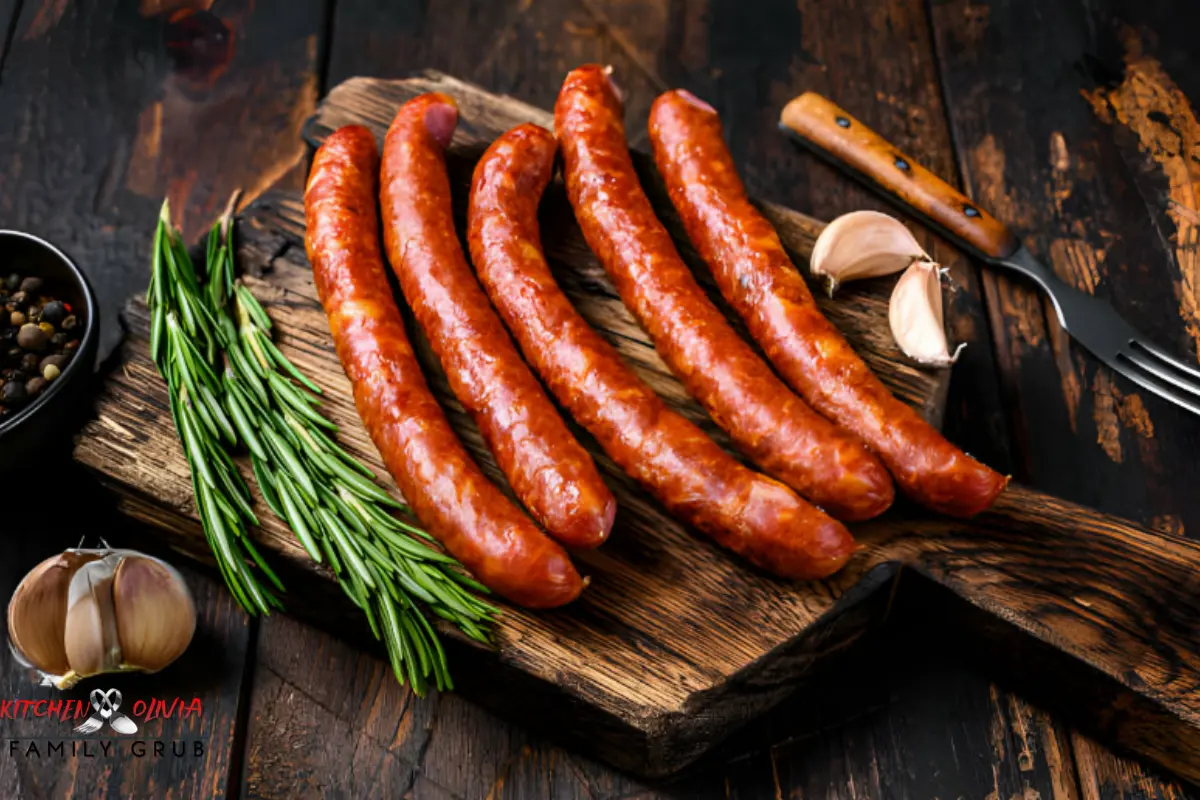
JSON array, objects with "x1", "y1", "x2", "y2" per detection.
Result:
[
  {"x1": 148, "y1": 200, "x2": 284, "y2": 615},
  {"x1": 151, "y1": 199, "x2": 496, "y2": 694}
]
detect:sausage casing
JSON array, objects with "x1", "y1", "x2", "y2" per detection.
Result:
[
  {"x1": 648, "y1": 89, "x2": 1007, "y2": 516},
  {"x1": 468, "y1": 122, "x2": 857, "y2": 580},
  {"x1": 304, "y1": 124, "x2": 582, "y2": 608},
  {"x1": 379, "y1": 93, "x2": 616, "y2": 549},
  {"x1": 554, "y1": 66, "x2": 894, "y2": 522}
]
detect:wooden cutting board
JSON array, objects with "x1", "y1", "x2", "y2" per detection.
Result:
[{"x1": 74, "y1": 72, "x2": 1200, "y2": 782}]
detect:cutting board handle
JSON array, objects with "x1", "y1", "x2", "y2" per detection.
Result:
[
  {"x1": 779, "y1": 92, "x2": 1020, "y2": 260},
  {"x1": 885, "y1": 484, "x2": 1200, "y2": 780}
]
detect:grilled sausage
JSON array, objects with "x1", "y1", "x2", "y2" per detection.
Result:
[
  {"x1": 468, "y1": 122, "x2": 857, "y2": 579},
  {"x1": 648, "y1": 88, "x2": 1007, "y2": 516},
  {"x1": 379, "y1": 93, "x2": 616, "y2": 549},
  {"x1": 554, "y1": 66, "x2": 894, "y2": 522},
  {"x1": 304, "y1": 124, "x2": 582, "y2": 608}
]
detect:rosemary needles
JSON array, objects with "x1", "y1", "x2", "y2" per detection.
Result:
[
  {"x1": 149, "y1": 199, "x2": 495, "y2": 694},
  {"x1": 148, "y1": 201, "x2": 283, "y2": 615}
]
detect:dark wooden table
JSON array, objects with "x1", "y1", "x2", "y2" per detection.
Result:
[{"x1": 2, "y1": 0, "x2": 1199, "y2": 797}]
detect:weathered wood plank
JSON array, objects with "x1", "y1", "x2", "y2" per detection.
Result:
[
  {"x1": 1073, "y1": 733, "x2": 1195, "y2": 800},
  {"x1": 0, "y1": 2, "x2": 319, "y2": 797},
  {"x1": 930, "y1": 0, "x2": 1200, "y2": 794},
  {"x1": 930, "y1": 0, "x2": 1200, "y2": 533},
  {"x1": 241, "y1": 593, "x2": 1077, "y2": 800},
  {"x1": 242, "y1": 612, "x2": 649, "y2": 800},
  {"x1": 0, "y1": 0, "x2": 325, "y2": 361}
]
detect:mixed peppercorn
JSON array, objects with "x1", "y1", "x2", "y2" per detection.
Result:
[{"x1": 0, "y1": 273, "x2": 83, "y2": 420}]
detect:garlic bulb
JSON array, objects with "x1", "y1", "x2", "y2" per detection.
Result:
[
  {"x1": 7, "y1": 548, "x2": 196, "y2": 689},
  {"x1": 888, "y1": 259, "x2": 965, "y2": 367},
  {"x1": 809, "y1": 210, "x2": 929, "y2": 295}
]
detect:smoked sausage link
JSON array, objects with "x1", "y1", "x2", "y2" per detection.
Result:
[
  {"x1": 468, "y1": 122, "x2": 858, "y2": 580},
  {"x1": 648, "y1": 89, "x2": 1007, "y2": 517},
  {"x1": 304, "y1": 124, "x2": 582, "y2": 608},
  {"x1": 554, "y1": 66, "x2": 894, "y2": 522},
  {"x1": 379, "y1": 92, "x2": 616, "y2": 549},
  {"x1": 652, "y1": 90, "x2": 1008, "y2": 515}
]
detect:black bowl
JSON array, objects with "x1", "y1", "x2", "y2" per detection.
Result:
[{"x1": 0, "y1": 232, "x2": 100, "y2": 476}]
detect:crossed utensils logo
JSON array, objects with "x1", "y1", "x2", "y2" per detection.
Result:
[{"x1": 73, "y1": 689, "x2": 138, "y2": 735}]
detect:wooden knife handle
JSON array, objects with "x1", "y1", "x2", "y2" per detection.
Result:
[{"x1": 780, "y1": 92, "x2": 1020, "y2": 259}]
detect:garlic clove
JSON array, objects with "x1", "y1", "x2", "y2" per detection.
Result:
[
  {"x1": 809, "y1": 210, "x2": 929, "y2": 295},
  {"x1": 889, "y1": 259, "x2": 965, "y2": 367},
  {"x1": 112, "y1": 554, "x2": 196, "y2": 673},
  {"x1": 7, "y1": 551, "x2": 102, "y2": 677},
  {"x1": 63, "y1": 555, "x2": 123, "y2": 679}
]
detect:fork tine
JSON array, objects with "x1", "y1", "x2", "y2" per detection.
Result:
[
  {"x1": 1129, "y1": 338, "x2": 1200, "y2": 381},
  {"x1": 1121, "y1": 347, "x2": 1200, "y2": 398},
  {"x1": 1113, "y1": 355, "x2": 1200, "y2": 415}
]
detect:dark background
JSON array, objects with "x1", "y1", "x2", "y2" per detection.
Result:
[{"x1": 2, "y1": 0, "x2": 1199, "y2": 797}]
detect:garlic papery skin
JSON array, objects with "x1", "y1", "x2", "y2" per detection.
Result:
[
  {"x1": 889, "y1": 259, "x2": 966, "y2": 367},
  {"x1": 809, "y1": 210, "x2": 929, "y2": 295},
  {"x1": 6, "y1": 548, "x2": 196, "y2": 689},
  {"x1": 7, "y1": 551, "x2": 102, "y2": 677},
  {"x1": 111, "y1": 554, "x2": 196, "y2": 674},
  {"x1": 64, "y1": 555, "x2": 126, "y2": 680}
]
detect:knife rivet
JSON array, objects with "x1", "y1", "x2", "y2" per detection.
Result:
[
  {"x1": 963, "y1": 205, "x2": 980, "y2": 217},
  {"x1": 836, "y1": 116, "x2": 850, "y2": 128},
  {"x1": 894, "y1": 157, "x2": 910, "y2": 171}
]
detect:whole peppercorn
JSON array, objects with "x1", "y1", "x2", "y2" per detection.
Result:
[
  {"x1": 1, "y1": 380, "x2": 28, "y2": 407},
  {"x1": 4, "y1": 274, "x2": 19, "y2": 292},
  {"x1": 19, "y1": 352, "x2": 38, "y2": 372},
  {"x1": 37, "y1": 321, "x2": 55, "y2": 337},
  {"x1": 49, "y1": 332, "x2": 67, "y2": 348},
  {"x1": 18, "y1": 276, "x2": 42, "y2": 294},
  {"x1": 24, "y1": 376, "x2": 47, "y2": 397},
  {"x1": 40, "y1": 300, "x2": 67, "y2": 327},
  {"x1": 39, "y1": 354, "x2": 66, "y2": 373},
  {"x1": 10, "y1": 291, "x2": 28, "y2": 307},
  {"x1": 16, "y1": 324, "x2": 47, "y2": 352},
  {"x1": 25, "y1": 304, "x2": 41, "y2": 321},
  {"x1": 63, "y1": 339, "x2": 80, "y2": 352},
  {"x1": 9, "y1": 310, "x2": 26, "y2": 327},
  {"x1": 42, "y1": 363, "x2": 61, "y2": 381}
]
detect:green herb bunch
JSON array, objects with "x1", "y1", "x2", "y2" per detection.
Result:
[
  {"x1": 149, "y1": 198, "x2": 496, "y2": 694},
  {"x1": 148, "y1": 201, "x2": 284, "y2": 615}
]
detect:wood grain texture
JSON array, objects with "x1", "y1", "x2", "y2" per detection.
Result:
[
  {"x1": 930, "y1": 0, "x2": 1200, "y2": 532},
  {"x1": 781, "y1": 92, "x2": 1020, "y2": 259},
  {"x1": 73, "y1": 74, "x2": 1200, "y2": 782},
  {"x1": 240, "y1": 594, "x2": 1079, "y2": 800},
  {"x1": 0, "y1": 0, "x2": 324, "y2": 361},
  {"x1": 929, "y1": 0, "x2": 1200, "y2": 794}
]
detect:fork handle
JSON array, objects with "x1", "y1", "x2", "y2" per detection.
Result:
[{"x1": 780, "y1": 92, "x2": 1020, "y2": 260}]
